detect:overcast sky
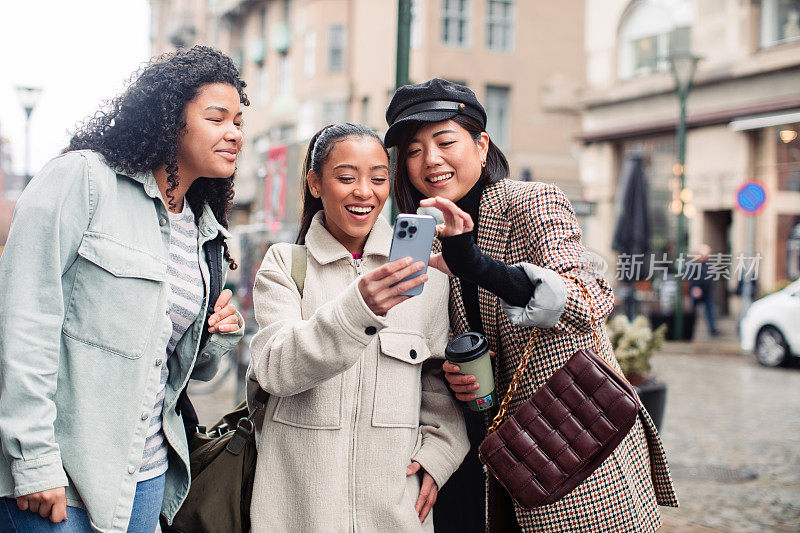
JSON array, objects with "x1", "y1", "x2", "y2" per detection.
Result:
[{"x1": 0, "y1": 1, "x2": 152, "y2": 177}]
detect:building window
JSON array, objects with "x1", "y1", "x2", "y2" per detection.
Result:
[
  {"x1": 298, "y1": 101, "x2": 316, "y2": 140},
  {"x1": 254, "y1": 134, "x2": 270, "y2": 180},
  {"x1": 486, "y1": 0, "x2": 513, "y2": 51},
  {"x1": 231, "y1": 48, "x2": 244, "y2": 70},
  {"x1": 778, "y1": 214, "x2": 800, "y2": 281},
  {"x1": 269, "y1": 124, "x2": 295, "y2": 144},
  {"x1": 361, "y1": 96, "x2": 371, "y2": 126},
  {"x1": 328, "y1": 25, "x2": 346, "y2": 72},
  {"x1": 322, "y1": 99, "x2": 348, "y2": 125},
  {"x1": 761, "y1": 0, "x2": 800, "y2": 48},
  {"x1": 278, "y1": 54, "x2": 293, "y2": 95},
  {"x1": 618, "y1": 0, "x2": 692, "y2": 79},
  {"x1": 441, "y1": 0, "x2": 470, "y2": 47},
  {"x1": 776, "y1": 123, "x2": 800, "y2": 192},
  {"x1": 485, "y1": 85, "x2": 510, "y2": 150},
  {"x1": 256, "y1": 66, "x2": 269, "y2": 105},
  {"x1": 411, "y1": 0, "x2": 423, "y2": 50},
  {"x1": 304, "y1": 31, "x2": 316, "y2": 78}
]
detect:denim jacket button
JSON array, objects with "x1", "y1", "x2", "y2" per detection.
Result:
[
  {"x1": 155, "y1": 358, "x2": 163, "y2": 366},
  {"x1": 128, "y1": 466, "x2": 136, "y2": 474},
  {"x1": 141, "y1": 412, "x2": 149, "y2": 420},
  {"x1": 159, "y1": 218, "x2": 167, "y2": 226}
]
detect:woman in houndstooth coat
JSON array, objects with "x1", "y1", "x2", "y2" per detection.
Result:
[{"x1": 385, "y1": 78, "x2": 678, "y2": 532}]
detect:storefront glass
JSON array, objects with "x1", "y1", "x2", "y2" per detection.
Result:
[{"x1": 777, "y1": 122, "x2": 800, "y2": 192}]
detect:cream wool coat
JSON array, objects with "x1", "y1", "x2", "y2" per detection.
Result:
[{"x1": 249, "y1": 212, "x2": 469, "y2": 533}]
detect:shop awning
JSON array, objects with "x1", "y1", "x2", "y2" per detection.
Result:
[{"x1": 729, "y1": 109, "x2": 800, "y2": 131}]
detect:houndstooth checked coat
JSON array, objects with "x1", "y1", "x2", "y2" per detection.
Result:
[{"x1": 446, "y1": 179, "x2": 679, "y2": 532}]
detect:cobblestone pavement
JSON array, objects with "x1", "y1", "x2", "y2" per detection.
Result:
[{"x1": 656, "y1": 347, "x2": 800, "y2": 532}]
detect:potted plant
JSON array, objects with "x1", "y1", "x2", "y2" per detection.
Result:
[{"x1": 606, "y1": 315, "x2": 668, "y2": 431}]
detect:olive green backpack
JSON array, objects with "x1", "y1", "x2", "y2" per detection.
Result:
[{"x1": 163, "y1": 245, "x2": 306, "y2": 533}]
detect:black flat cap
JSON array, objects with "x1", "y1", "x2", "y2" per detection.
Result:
[{"x1": 384, "y1": 78, "x2": 487, "y2": 148}]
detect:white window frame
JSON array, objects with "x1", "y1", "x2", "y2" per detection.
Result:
[
  {"x1": 760, "y1": 0, "x2": 800, "y2": 48},
  {"x1": 256, "y1": 66, "x2": 270, "y2": 105},
  {"x1": 269, "y1": 124, "x2": 295, "y2": 144},
  {"x1": 361, "y1": 96, "x2": 371, "y2": 126},
  {"x1": 617, "y1": 0, "x2": 693, "y2": 80},
  {"x1": 327, "y1": 25, "x2": 346, "y2": 72},
  {"x1": 441, "y1": 0, "x2": 471, "y2": 48},
  {"x1": 321, "y1": 99, "x2": 349, "y2": 126},
  {"x1": 486, "y1": 0, "x2": 513, "y2": 52},
  {"x1": 297, "y1": 100, "x2": 316, "y2": 140},
  {"x1": 304, "y1": 31, "x2": 316, "y2": 78},
  {"x1": 485, "y1": 85, "x2": 510, "y2": 151},
  {"x1": 278, "y1": 54, "x2": 293, "y2": 95},
  {"x1": 411, "y1": 0, "x2": 423, "y2": 50}
]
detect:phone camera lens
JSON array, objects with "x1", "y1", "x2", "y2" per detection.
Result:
[
  {"x1": 409, "y1": 226, "x2": 417, "y2": 234},
  {"x1": 399, "y1": 220, "x2": 409, "y2": 228},
  {"x1": 398, "y1": 230, "x2": 407, "y2": 239}
]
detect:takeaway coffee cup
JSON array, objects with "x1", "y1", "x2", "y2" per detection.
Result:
[{"x1": 445, "y1": 332, "x2": 496, "y2": 412}]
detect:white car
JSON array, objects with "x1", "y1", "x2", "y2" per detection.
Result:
[{"x1": 740, "y1": 279, "x2": 800, "y2": 366}]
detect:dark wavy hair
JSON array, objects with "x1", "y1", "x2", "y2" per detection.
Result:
[
  {"x1": 66, "y1": 45, "x2": 249, "y2": 269},
  {"x1": 392, "y1": 114, "x2": 509, "y2": 214},
  {"x1": 296, "y1": 123, "x2": 388, "y2": 244}
]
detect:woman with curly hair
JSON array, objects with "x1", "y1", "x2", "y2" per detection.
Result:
[{"x1": 0, "y1": 45, "x2": 247, "y2": 532}]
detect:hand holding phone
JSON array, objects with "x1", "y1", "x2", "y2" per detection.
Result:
[
  {"x1": 357, "y1": 257, "x2": 428, "y2": 316},
  {"x1": 388, "y1": 214, "x2": 437, "y2": 297}
]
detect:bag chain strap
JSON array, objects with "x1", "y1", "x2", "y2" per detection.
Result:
[{"x1": 486, "y1": 276, "x2": 605, "y2": 435}]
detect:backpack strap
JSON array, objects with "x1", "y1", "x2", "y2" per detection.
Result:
[
  {"x1": 290, "y1": 244, "x2": 307, "y2": 297},
  {"x1": 246, "y1": 244, "x2": 305, "y2": 433},
  {"x1": 199, "y1": 235, "x2": 224, "y2": 349},
  {"x1": 178, "y1": 234, "x2": 223, "y2": 438}
]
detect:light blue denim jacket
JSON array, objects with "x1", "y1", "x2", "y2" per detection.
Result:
[{"x1": 0, "y1": 150, "x2": 243, "y2": 532}]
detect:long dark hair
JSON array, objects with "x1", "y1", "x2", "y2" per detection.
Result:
[
  {"x1": 66, "y1": 45, "x2": 249, "y2": 269},
  {"x1": 296, "y1": 123, "x2": 388, "y2": 244},
  {"x1": 393, "y1": 114, "x2": 509, "y2": 214}
]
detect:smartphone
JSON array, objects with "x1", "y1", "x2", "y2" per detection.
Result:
[{"x1": 388, "y1": 214, "x2": 437, "y2": 297}]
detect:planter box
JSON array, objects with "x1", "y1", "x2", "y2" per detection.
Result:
[
  {"x1": 635, "y1": 380, "x2": 667, "y2": 432},
  {"x1": 648, "y1": 311, "x2": 696, "y2": 341}
]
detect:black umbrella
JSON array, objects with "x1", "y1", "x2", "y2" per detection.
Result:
[
  {"x1": 612, "y1": 152, "x2": 651, "y2": 259},
  {"x1": 612, "y1": 153, "x2": 651, "y2": 317}
]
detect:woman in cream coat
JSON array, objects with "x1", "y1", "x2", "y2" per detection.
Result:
[{"x1": 248, "y1": 124, "x2": 468, "y2": 532}]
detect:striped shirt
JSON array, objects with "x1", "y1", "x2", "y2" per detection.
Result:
[{"x1": 139, "y1": 202, "x2": 204, "y2": 481}]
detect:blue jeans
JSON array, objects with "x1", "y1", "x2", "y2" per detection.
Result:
[
  {"x1": 692, "y1": 290, "x2": 718, "y2": 334},
  {"x1": 0, "y1": 473, "x2": 166, "y2": 533}
]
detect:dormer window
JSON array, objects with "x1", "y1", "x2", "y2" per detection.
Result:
[{"x1": 618, "y1": 0, "x2": 692, "y2": 80}]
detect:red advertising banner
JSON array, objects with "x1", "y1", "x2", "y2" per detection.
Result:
[{"x1": 265, "y1": 144, "x2": 288, "y2": 232}]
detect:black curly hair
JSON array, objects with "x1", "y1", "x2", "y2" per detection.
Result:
[{"x1": 66, "y1": 45, "x2": 249, "y2": 269}]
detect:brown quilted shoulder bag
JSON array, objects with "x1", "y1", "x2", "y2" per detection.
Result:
[{"x1": 478, "y1": 279, "x2": 640, "y2": 509}]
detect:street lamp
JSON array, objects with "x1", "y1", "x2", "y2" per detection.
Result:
[
  {"x1": 15, "y1": 85, "x2": 43, "y2": 187},
  {"x1": 390, "y1": 0, "x2": 412, "y2": 221},
  {"x1": 667, "y1": 52, "x2": 700, "y2": 340}
]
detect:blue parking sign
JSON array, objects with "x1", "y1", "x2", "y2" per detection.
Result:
[{"x1": 736, "y1": 181, "x2": 767, "y2": 214}]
